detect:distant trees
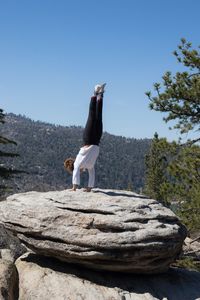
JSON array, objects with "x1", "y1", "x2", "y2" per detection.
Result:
[
  {"x1": 145, "y1": 39, "x2": 200, "y2": 234},
  {"x1": 0, "y1": 109, "x2": 20, "y2": 195},
  {"x1": 2, "y1": 113, "x2": 151, "y2": 195}
]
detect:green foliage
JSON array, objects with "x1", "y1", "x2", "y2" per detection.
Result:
[
  {"x1": 146, "y1": 39, "x2": 200, "y2": 143},
  {"x1": 145, "y1": 132, "x2": 200, "y2": 233},
  {"x1": 0, "y1": 109, "x2": 21, "y2": 195},
  {"x1": 2, "y1": 113, "x2": 151, "y2": 195},
  {"x1": 145, "y1": 38, "x2": 200, "y2": 234},
  {"x1": 144, "y1": 133, "x2": 176, "y2": 206},
  {"x1": 168, "y1": 145, "x2": 200, "y2": 232},
  {"x1": 174, "y1": 257, "x2": 200, "y2": 272}
]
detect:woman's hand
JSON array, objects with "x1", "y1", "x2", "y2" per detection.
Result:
[
  {"x1": 83, "y1": 187, "x2": 92, "y2": 192},
  {"x1": 69, "y1": 184, "x2": 78, "y2": 191}
]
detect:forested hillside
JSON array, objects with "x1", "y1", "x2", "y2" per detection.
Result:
[{"x1": 1, "y1": 113, "x2": 151, "y2": 194}]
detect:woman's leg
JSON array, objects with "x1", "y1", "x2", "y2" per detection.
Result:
[
  {"x1": 95, "y1": 95, "x2": 103, "y2": 144},
  {"x1": 82, "y1": 96, "x2": 97, "y2": 145}
]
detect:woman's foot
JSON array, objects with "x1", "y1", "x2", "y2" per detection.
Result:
[
  {"x1": 94, "y1": 83, "x2": 106, "y2": 95},
  {"x1": 99, "y1": 83, "x2": 106, "y2": 93},
  {"x1": 94, "y1": 84, "x2": 101, "y2": 95}
]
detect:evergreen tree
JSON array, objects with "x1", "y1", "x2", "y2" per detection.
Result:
[
  {"x1": 146, "y1": 38, "x2": 200, "y2": 144},
  {"x1": 167, "y1": 145, "x2": 200, "y2": 232},
  {"x1": 145, "y1": 134, "x2": 200, "y2": 233},
  {"x1": 145, "y1": 38, "x2": 200, "y2": 234},
  {"x1": 0, "y1": 109, "x2": 20, "y2": 194},
  {"x1": 144, "y1": 133, "x2": 175, "y2": 206}
]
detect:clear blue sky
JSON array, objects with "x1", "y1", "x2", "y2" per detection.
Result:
[{"x1": 0, "y1": 0, "x2": 199, "y2": 141}]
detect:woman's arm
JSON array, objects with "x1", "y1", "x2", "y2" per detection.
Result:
[
  {"x1": 72, "y1": 165, "x2": 81, "y2": 190},
  {"x1": 88, "y1": 167, "x2": 95, "y2": 188}
]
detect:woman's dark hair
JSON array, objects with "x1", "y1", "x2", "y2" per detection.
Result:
[{"x1": 64, "y1": 158, "x2": 75, "y2": 174}]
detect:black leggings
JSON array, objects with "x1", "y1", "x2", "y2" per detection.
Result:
[{"x1": 83, "y1": 95, "x2": 103, "y2": 146}]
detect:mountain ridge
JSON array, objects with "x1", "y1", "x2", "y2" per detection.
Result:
[{"x1": 1, "y1": 113, "x2": 151, "y2": 194}]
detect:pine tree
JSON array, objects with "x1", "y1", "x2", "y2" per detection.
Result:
[
  {"x1": 145, "y1": 133, "x2": 200, "y2": 232},
  {"x1": 144, "y1": 133, "x2": 175, "y2": 206},
  {"x1": 146, "y1": 38, "x2": 200, "y2": 144},
  {"x1": 167, "y1": 145, "x2": 200, "y2": 232},
  {"x1": 145, "y1": 38, "x2": 200, "y2": 233}
]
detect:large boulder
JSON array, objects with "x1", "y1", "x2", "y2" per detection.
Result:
[
  {"x1": 0, "y1": 259, "x2": 18, "y2": 300},
  {"x1": 16, "y1": 252, "x2": 200, "y2": 300},
  {"x1": 0, "y1": 189, "x2": 187, "y2": 274}
]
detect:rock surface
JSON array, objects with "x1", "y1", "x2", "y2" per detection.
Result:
[
  {"x1": 16, "y1": 252, "x2": 200, "y2": 300},
  {"x1": 0, "y1": 224, "x2": 26, "y2": 263},
  {"x1": 0, "y1": 259, "x2": 18, "y2": 300},
  {"x1": 0, "y1": 189, "x2": 187, "y2": 273},
  {"x1": 183, "y1": 237, "x2": 200, "y2": 260},
  {"x1": 183, "y1": 237, "x2": 200, "y2": 269}
]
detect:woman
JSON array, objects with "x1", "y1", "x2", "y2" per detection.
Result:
[{"x1": 64, "y1": 83, "x2": 106, "y2": 192}]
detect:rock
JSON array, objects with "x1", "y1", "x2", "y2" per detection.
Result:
[
  {"x1": 183, "y1": 237, "x2": 200, "y2": 260},
  {"x1": 0, "y1": 189, "x2": 187, "y2": 274},
  {"x1": 16, "y1": 252, "x2": 200, "y2": 300},
  {"x1": 0, "y1": 259, "x2": 18, "y2": 300},
  {"x1": 182, "y1": 237, "x2": 200, "y2": 269},
  {"x1": 0, "y1": 224, "x2": 26, "y2": 263}
]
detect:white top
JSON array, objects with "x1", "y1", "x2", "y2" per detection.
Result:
[{"x1": 72, "y1": 145, "x2": 100, "y2": 188}]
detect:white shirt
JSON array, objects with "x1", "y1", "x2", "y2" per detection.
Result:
[{"x1": 72, "y1": 145, "x2": 100, "y2": 188}]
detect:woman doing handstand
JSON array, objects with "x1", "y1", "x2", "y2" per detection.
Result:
[{"x1": 64, "y1": 83, "x2": 106, "y2": 192}]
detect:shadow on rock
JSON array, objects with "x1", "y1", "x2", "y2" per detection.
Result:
[
  {"x1": 22, "y1": 253, "x2": 200, "y2": 300},
  {"x1": 93, "y1": 189, "x2": 149, "y2": 199}
]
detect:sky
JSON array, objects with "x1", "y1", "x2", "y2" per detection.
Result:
[{"x1": 0, "y1": 0, "x2": 200, "y2": 141}]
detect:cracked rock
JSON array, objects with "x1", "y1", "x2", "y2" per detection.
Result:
[
  {"x1": 0, "y1": 189, "x2": 187, "y2": 273},
  {"x1": 0, "y1": 224, "x2": 26, "y2": 263}
]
